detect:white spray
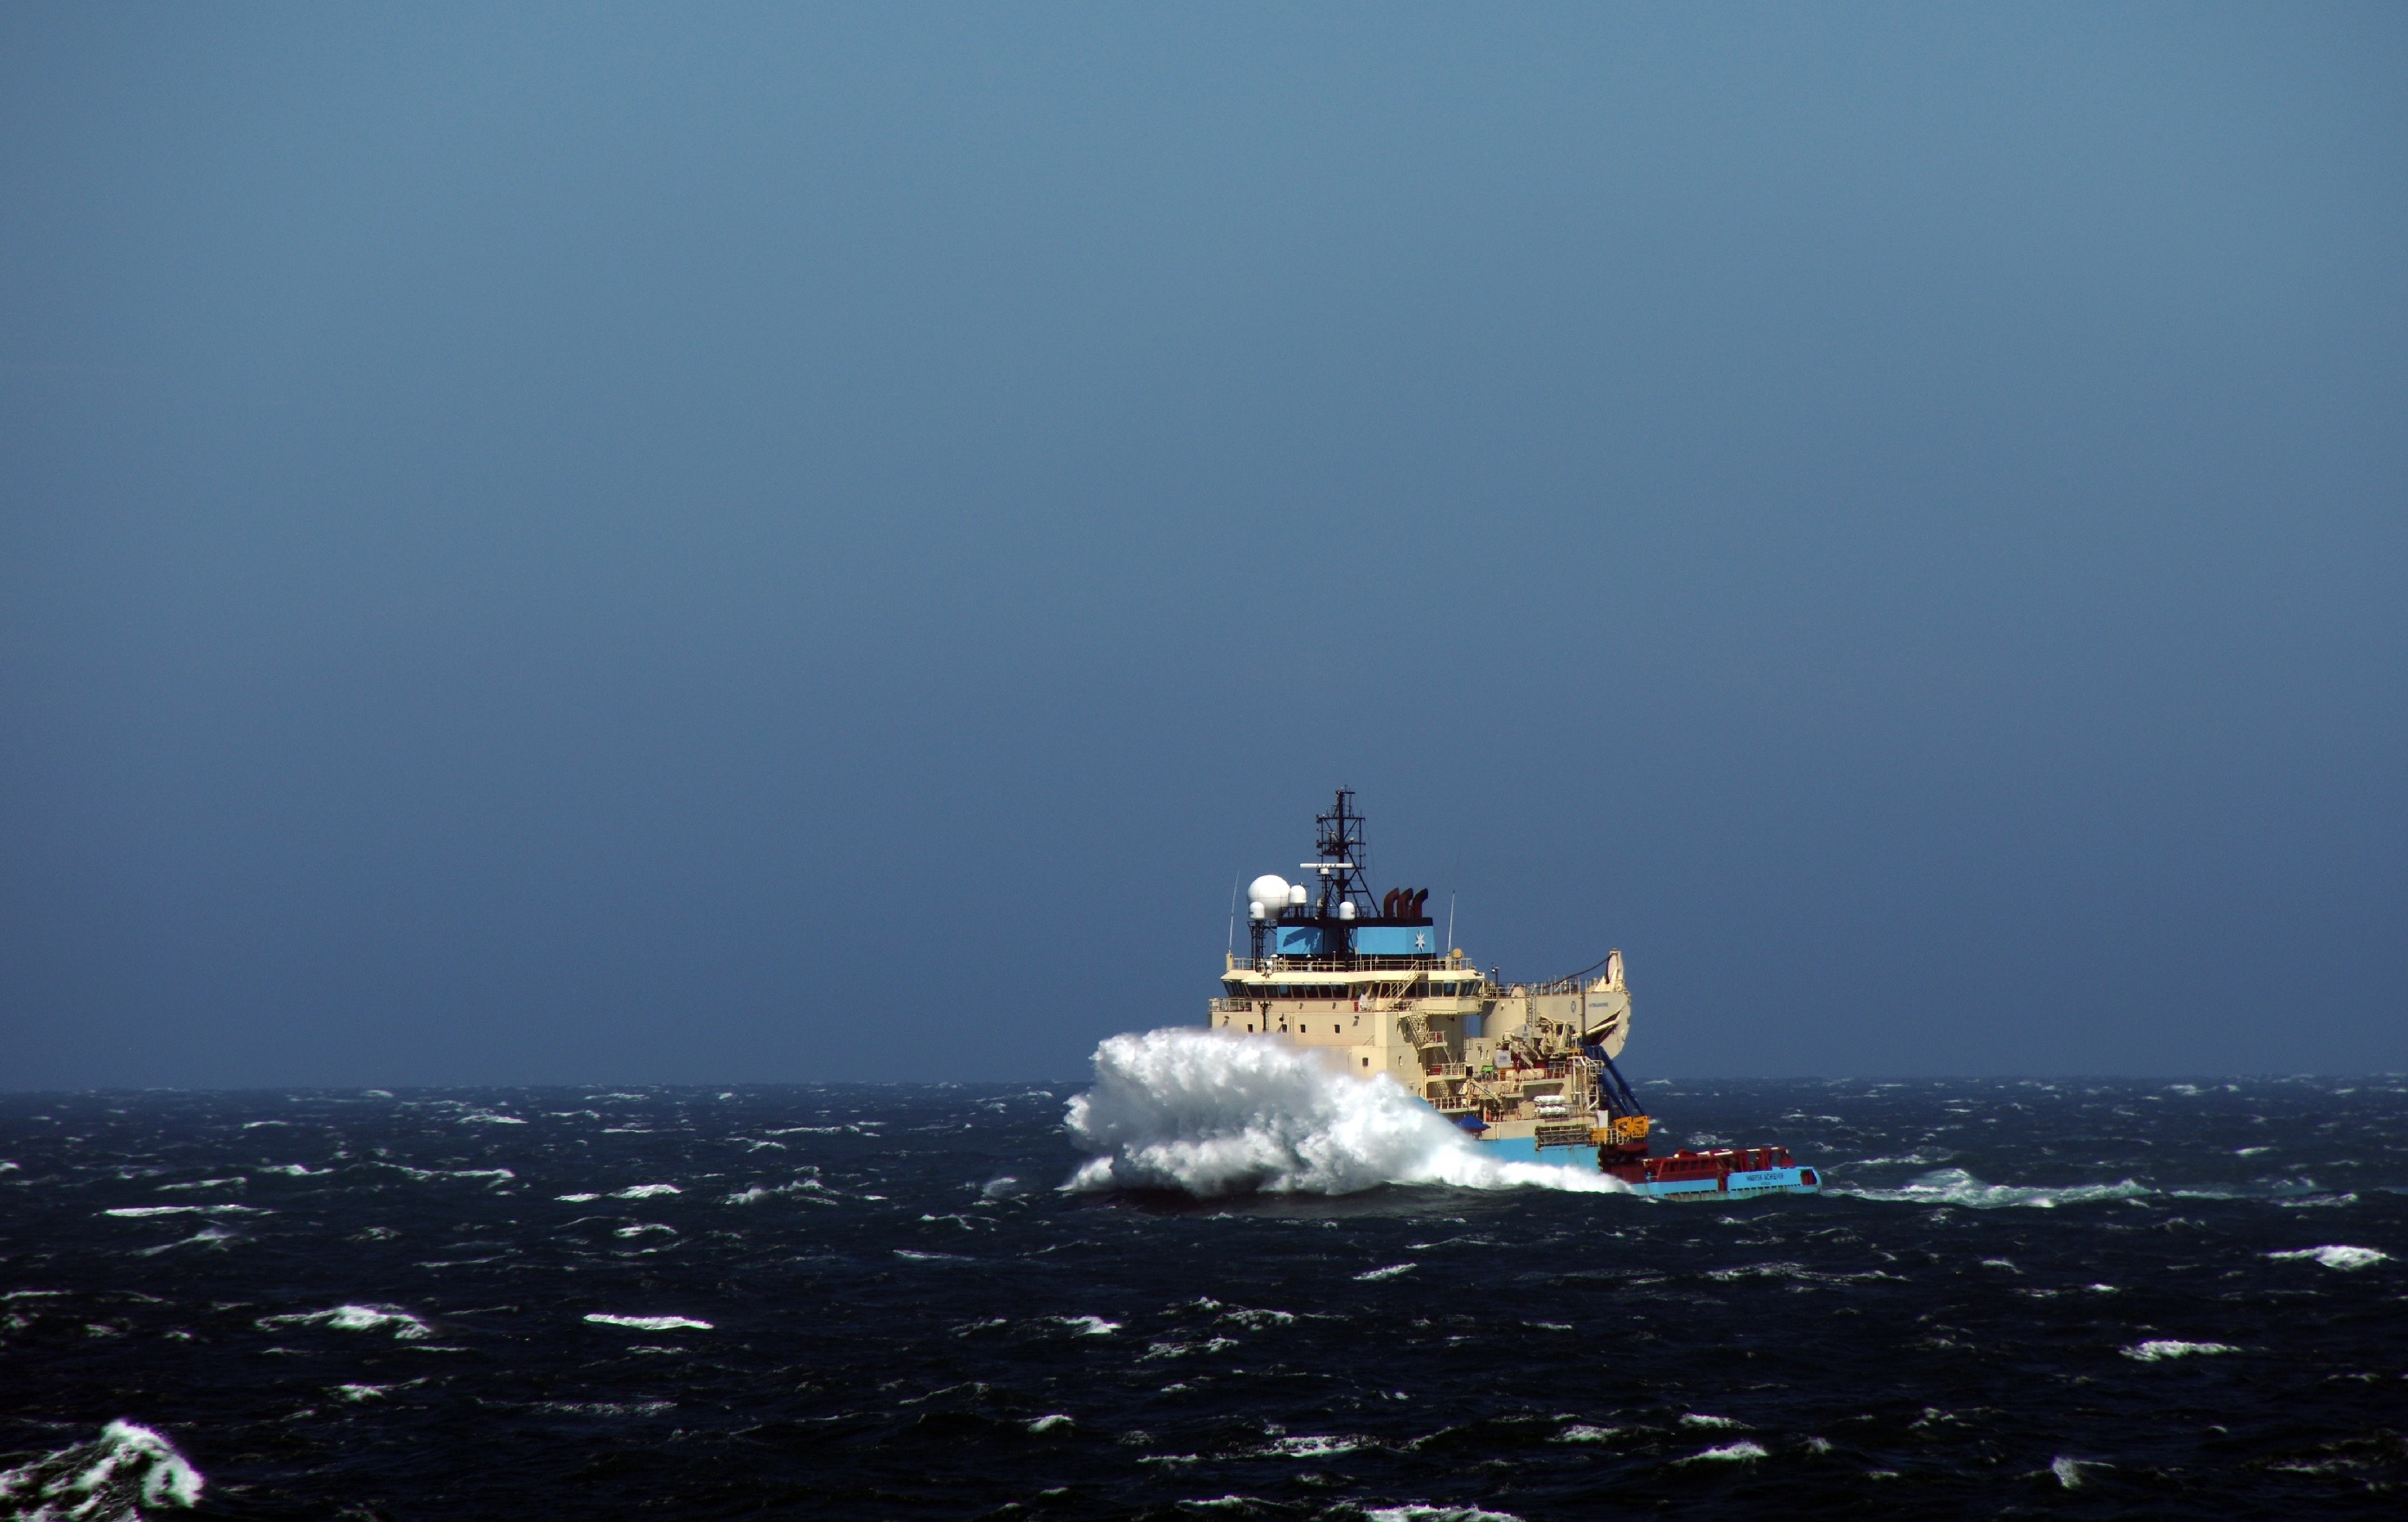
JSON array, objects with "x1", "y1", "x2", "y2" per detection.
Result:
[
  {"x1": 1062, "y1": 1027, "x2": 1626, "y2": 1197},
  {"x1": 0, "y1": 1421, "x2": 203, "y2": 1521}
]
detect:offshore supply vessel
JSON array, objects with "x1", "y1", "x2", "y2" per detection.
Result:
[{"x1": 1209, "y1": 790, "x2": 1818, "y2": 1201}]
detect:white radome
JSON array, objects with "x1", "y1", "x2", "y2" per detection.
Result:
[{"x1": 1247, "y1": 874, "x2": 1290, "y2": 914}]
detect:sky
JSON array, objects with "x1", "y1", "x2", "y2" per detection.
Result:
[{"x1": 3, "y1": 4, "x2": 2402, "y2": 1088}]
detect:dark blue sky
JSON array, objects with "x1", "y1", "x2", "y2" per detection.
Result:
[{"x1": 3, "y1": 5, "x2": 2402, "y2": 1087}]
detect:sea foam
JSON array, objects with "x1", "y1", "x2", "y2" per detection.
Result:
[
  {"x1": 0, "y1": 1420, "x2": 202, "y2": 1520},
  {"x1": 255, "y1": 1304, "x2": 432, "y2": 1340},
  {"x1": 2267, "y1": 1245, "x2": 2388, "y2": 1271},
  {"x1": 1835, "y1": 1167, "x2": 2150, "y2": 1210},
  {"x1": 1060, "y1": 1027, "x2": 1624, "y2": 1198},
  {"x1": 585, "y1": 1314, "x2": 713, "y2": 1331},
  {"x1": 2122, "y1": 1340, "x2": 2240, "y2": 1362}
]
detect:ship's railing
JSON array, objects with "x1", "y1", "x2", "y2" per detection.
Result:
[
  {"x1": 1226, "y1": 956, "x2": 1456, "y2": 974},
  {"x1": 1526, "y1": 973, "x2": 1605, "y2": 996}
]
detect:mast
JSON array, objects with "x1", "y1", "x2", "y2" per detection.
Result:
[{"x1": 1310, "y1": 788, "x2": 1377, "y2": 918}]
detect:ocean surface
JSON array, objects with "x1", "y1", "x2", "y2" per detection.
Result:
[{"x1": 3, "y1": 1048, "x2": 2404, "y2": 1519}]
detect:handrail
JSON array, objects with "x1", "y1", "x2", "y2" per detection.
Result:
[{"x1": 1226, "y1": 956, "x2": 1460, "y2": 974}]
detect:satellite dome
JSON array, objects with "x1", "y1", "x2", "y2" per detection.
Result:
[{"x1": 1247, "y1": 874, "x2": 1290, "y2": 914}]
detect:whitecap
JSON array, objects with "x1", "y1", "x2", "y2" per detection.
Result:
[
  {"x1": 2122, "y1": 1340, "x2": 2239, "y2": 1361},
  {"x1": 1835, "y1": 1167, "x2": 2150, "y2": 1210},
  {"x1": 1554, "y1": 1424, "x2": 1619, "y2": 1443},
  {"x1": 612, "y1": 1184, "x2": 681, "y2": 1199},
  {"x1": 555, "y1": 1193, "x2": 603, "y2": 1202},
  {"x1": 530, "y1": 1400, "x2": 676, "y2": 1416},
  {"x1": 1679, "y1": 1440, "x2": 1768, "y2": 1462},
  {"x1": 2267, "y1": 1245, "x2": 2388, "y2": 1271},
  {"x1": 1056, "y1": 1315, "x2": 1120, "y2": 1336},
  {"x1": 379, "y1": 1165, "x2": 513, "y2": 1184},
  {"x1": 1026, "y1": 1414, "x2": 1073, "y2": 1433},
  {"x1": 584, "y1": 1313, "x2": 712, "y2": 1331},
  {"x1": 1060, "y1": 1027, "x2": 1627, "y2": 1198},
  {"x1": 725, "y1": 1178, "x2": 840, "y2": 1205},
  {"x1": 103, "y1": 1205, "x2": 264, "y2": 1218},
  {"x1": 458, "y1": 1113, "x2": 528, "y2": 1125},
  {"x1": 1355, "y1": 1263, "x2": 1418, "y2": 1282},
  {"x1": 2051, "y1": 1455, "x2": 2100, "y2": 1488},
  {"x1": 1364, "y1": 1507, "x2": 1525, "y2": 1522},
  {"x1": 1217, "y1": 1308, "x2": 1296, "y2": 1327},
  {"x1": 1264, "y1": 1435, "x2": 1361, "y2": 1457},
  {"x1": 612, "y1": 1223, "x2": 675, "y2": 1238},
  {"x1": 0, "y1": 1419, "x2": 202, "y2": 1518},
  {"x1": 134, "y1": 1225, "x2": 243, "y2": 1257},
  {"x1": 1142, "y1": 1337, "x2": 1236, "y2": 1359},
  {"x1": 1680, "y1": 1413, "x2": 1745, "y2": 1429},
  {"x1": 256, "y1": 1304, "x2": 432, "y2": 1340}
]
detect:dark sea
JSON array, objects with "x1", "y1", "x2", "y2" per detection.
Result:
[{"x1": 3, "y1": 1074, "x2": 2404, "y2": 1520}]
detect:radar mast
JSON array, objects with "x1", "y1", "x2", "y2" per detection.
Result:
[{"x1": 1310, "y1": 788, "x2": 1377, "y2": 918}]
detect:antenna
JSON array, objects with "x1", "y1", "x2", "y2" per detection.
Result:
[
  {"x1": 1310, "y1": 787, "x2": 1377, "y2": 918},
  {"x1": 1445, "y1": 891, "x2": 1456, "y2": 959},
  {"x1": 1227, "y1": 875, "x2": 1239, "y2": 956}
]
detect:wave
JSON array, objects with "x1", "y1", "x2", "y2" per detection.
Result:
[
  {"x1": 2267, "y1": 1245, "x2": 2388, "y2": 1271},
  {"x1": 1832, "y1": 1167, "x2": 2151, "y2": 1209},
  {"x1": 585, "y1": 1314, "x2": 713, "y2": 1331},
  {"x1": 1060, "y1": 1028, "x2": 1624, "y2": 1198},
  {"x1": 2123, "y1": 1340, "x2": 2239, "y2": 1361},
  {"x1": 0, "y1": 1420, "x2": 202, "y2": 1520},
  {"x1": 1678, "y1": 1440, "x2": 1768, "y2": 1463},
  {"x1": 256, "y1": 1304, "x2": 432, "y2": 1340}
]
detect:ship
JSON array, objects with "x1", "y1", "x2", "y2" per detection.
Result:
[{"x1": 1208, "y1": 790, "x2": 1819, "y2": 1201}]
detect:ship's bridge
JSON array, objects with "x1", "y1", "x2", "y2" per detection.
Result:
[{"x1": 1222, "y1": 966, "x2": 1484, "y2": 1001}]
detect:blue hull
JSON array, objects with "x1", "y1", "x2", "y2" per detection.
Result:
[
  {"x1": 1630, "y1": 1166, "x2": 1820, "y2": 1200},
  {"x1": 1472, "y1": 1136, "x2": 1820, "y2": 1199}
]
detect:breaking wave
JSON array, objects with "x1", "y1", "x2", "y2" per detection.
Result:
[
  {"x1": 0, "y1": 1420, "x2": 202, "y2": 1521},
  {"x1": 1060, "y1": 1028, "x2": 1624, "y2": 1198},
  {"x1": 1832, "y1": 1167, "x2": 2151, "y2": 1209},
  {"x1": 255, "y1": 1304, "x2": 431, "y2": 1340},
  {"x1": 2267, "y1": 1245, "x2": 2388, "y2": 1271}
]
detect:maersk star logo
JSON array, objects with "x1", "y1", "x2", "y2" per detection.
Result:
[{"x1": 1413, "y1": 932, "x2": 1429, "y2": 950}]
